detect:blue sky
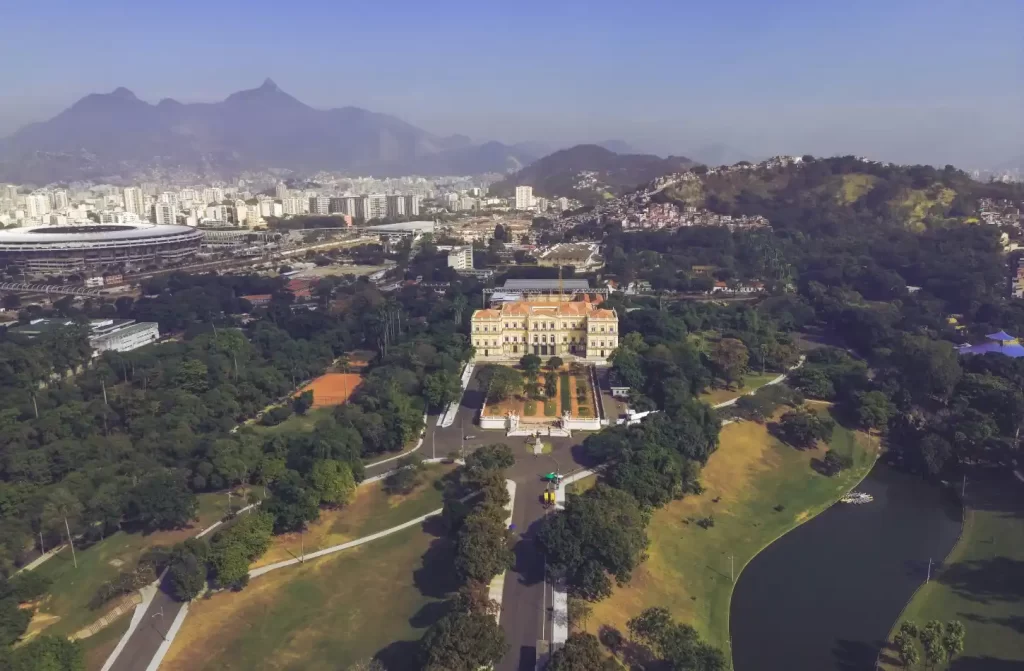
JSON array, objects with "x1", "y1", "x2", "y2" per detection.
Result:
[{"x1": 2, "y1": 0, "x2": 1021, "y2": 167}]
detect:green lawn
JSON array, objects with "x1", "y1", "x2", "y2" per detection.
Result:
[
  {"x1": 559, "y1": 373, "x2": 572, "y2": 414},
  {"x1": 28, "y1": 492, "x2": 228, "y2": 638},
  {"x1": 253, "y1": 463, "x2": 455, "y2": 568},
  {"x1": 544, "y1": 399, "x2": 558, "y2": 416},
  {"x1": 524, "y1": 400, "x2": 537, "y2": 416},
  {"x1": 162, "y1": 524, "x2": 454, "y2": 671},
  {"x1": 248, "y1": 405, "x2": 335, "y2": 436},
  {"x1": 588, "y1": 409, "x2": 879, "y2": 654},
  {"x1": 699, "y1": 372, "x2": 781, "y2": 406},
  {"x1": 879, "y1": 470, "x2": 1024, "y2": 671}
]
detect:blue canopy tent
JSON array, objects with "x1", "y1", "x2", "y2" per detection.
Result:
[{"x1": 957, "y1": 330, "x2": 1024, "y2": 358}]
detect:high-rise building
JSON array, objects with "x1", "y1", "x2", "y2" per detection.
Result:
[
  {"x1": 100, "y1": 211, "x2": 141, "y2": 224},
  {"x1": 159, "y1": 191, "x2": 178, "y2": 205},
  {"x1": 356, "y1": 194, "x2": 387, "y2": 220},
  {"x1": 514, "y1": 186, "x2": 534, "y2": 211},
  {"x1": 282, "y1": 196, "x2": 306, "y2": 216},
  {"x1": 329, "y1": 196, "x2": 356, "y2": 216},
  {"x1": 443, "y1": 193, "x2": 460, "y2": 210},
  {"x1": 123, "y1": 187, "x2": 146, "y2": 217},
  {"x1": 310, "y1": 196, "x2": 330, "y2": 215},
  {"x1": 275, "y1": 183, "x2": 289, "y2": 199},
  {"x1": 2, "y1": 185, "x2": 18, "y2": 201},
  {"x1": 25, "y1": 194, "x2": 51, "y2": 218},
  {"x1": 153, "y1": 202, "x2": 178, "y2": 226},
  {"x1": 386, "y1": 195, "x2": 407, "y2": 217},
  {"x1": 50, "y1": 189, "x2": 69, "y2": 210},
  {"x1": 405, "y1": 195, "x2": 421, "y2": 216},
  {"x1": 179, "y1": 188, "x2": 198, "y2": 204},
  {"x1": 202, "y1": 187, "x2": 224, "y2": 205}
]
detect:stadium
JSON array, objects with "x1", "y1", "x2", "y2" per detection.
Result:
[{"x1": 0, "y1": 223, "x2": 204, "y2": 273}]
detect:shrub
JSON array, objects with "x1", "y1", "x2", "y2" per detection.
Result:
[
  {"x1": 578, "y1": 407, "x2": 591, "y2": 417},
  {"x1": 821, "y1": 449, "x2": 854, "y2": 476},
  {"x1": 696, "y1": 515, "x2": 715, "y2": 529},
  {"x1": 4, "y1": 572, "x2": 52, "y2": 603},
  {"x1": 167, "y1": 539, "x2": 209, "y2": 602},
  {"x1": 384, "y1": 465, "x2": 421, "y2": 495},
  {"x1": 261, "y1": 405, "x2": 293, "y2": 426}
]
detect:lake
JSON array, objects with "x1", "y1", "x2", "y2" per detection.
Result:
[{"x1": 730, "y1": 462, "x2": 962, "y2": 671}]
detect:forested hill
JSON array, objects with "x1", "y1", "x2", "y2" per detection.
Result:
[
  {"x1": 655, "y1": 156, "x2": 1024, "y2": 232},
  {"x1": 490, "y1": 144, "x2": 695, "y2": 202}
]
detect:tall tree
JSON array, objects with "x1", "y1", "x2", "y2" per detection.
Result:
[
  {"x1": 420, "y1": 610, "x2": 508, "y2": 671},
  {"x1": 708, "y1": 338, "x2": 749, "y2": 388},
  {"x1": 547, "y1": 632, "x2": 618, "y2": 671}
]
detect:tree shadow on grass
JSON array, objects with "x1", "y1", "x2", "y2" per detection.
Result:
[
  {"x1": 950, "y1": 655, "x2": 1024, "y2": 671},
  {"x1": 374, "y1": 639, "x2": 421, "y2": 671},
  {"x1": 413, "y1": 537, "x2": 459, "y2": 600},
  {"x1": 960, "y1": 611, "x2": 1024, "y2": 635},
  {"x1": 408, "y1": 599, "x2": 451, "y2": 629},
  {"x1": 937, "y1": 557, "x2": 1024, "y2": 605},
  {"x1": 420, "y1": 514, "x2": 448, "y2": 539},
  {"x1": 876, "y1": 642, "x2": 903, "y2": 669},
  {"x1": 809, "y1": 456, "x2": 830, "y2": 476}
]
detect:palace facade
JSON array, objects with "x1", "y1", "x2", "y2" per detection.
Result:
[{"x1": 470, "y1": 297, "x2": 618, "y2": 363}]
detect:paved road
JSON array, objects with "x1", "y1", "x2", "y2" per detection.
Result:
[
  {"x1": 366, "y1": 367, "x2": 594, "y2": 671},
  {"x1": 107, "y1": 578, "x2": 179, "y2": 671},
  {"x1": 497, "y1": 438, "x2": 584, "y2": 671}
]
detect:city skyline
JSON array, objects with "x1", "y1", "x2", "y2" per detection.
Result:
[{"x1": 1, "y1": 0, "x2": 1021, "y2": 169}]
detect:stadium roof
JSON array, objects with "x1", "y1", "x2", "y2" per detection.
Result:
[
  {"x1": 363, "y1": 221, "x2": 435, "y2": 233},
  {"x1": 0, "y1": 223, "x2": 199, "y2": 244},
  {"x1": 501, "y1": 279, "x2": 591, "y2": 290}
]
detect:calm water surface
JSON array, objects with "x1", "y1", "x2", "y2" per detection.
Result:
[{"x1": 730, "y1": 463, "x2": 961, "y2": 671}]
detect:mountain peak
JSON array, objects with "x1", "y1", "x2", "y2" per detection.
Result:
[
  {"x1": 259, "y1": 78, "x2": 279, "y2": 92},
  {"x1": 110, "y1": 87, "x2": 138, "y2": 101}
]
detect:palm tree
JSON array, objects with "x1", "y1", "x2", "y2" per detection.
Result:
[{"x1": 451, "y1": 294, "x2": 468, "y2": 325}]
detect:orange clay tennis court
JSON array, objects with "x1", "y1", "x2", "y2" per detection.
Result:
[{"x1": 297, "y1": 373, "x2": 363, "y2": 407}]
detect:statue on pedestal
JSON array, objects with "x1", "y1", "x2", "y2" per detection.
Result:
[{"x1": 507, "y1": 411, "x2": 520, "y2": 433}]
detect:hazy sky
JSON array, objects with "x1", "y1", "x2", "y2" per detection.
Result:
[{"x1": 2, "y1": 0, "x2": 1021, "y2": 168}]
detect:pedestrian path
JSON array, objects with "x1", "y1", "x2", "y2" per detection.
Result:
[
  {"x1": 487, "y1": 480, "x2": 516, "y2": 622},
  {"x1": 438, "y1": 363, "x2": 474, "y2": 428}
]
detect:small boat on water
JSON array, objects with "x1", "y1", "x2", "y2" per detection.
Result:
[{"x1": 841, "y1": 492, "x2": 873, "y2": 504}]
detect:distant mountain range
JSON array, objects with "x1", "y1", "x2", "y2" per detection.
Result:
[
  {"x1": 0, "y1": 80, "x2": 543, "y2": 183},
  {"x1": 489, "y1": 144, "x2": 695, "y2": 202}
]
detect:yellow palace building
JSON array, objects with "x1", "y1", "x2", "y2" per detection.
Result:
[{"x1": 470, "y1": 280, "x2": 618, "y2": 363}]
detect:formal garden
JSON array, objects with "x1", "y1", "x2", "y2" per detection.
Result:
[{"x1": 481, "y1": 355, "x2": 598, "y2": 421}]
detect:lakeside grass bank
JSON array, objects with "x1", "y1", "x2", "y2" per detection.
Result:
[{"x1": 586, "y1": 410, "x2": 879, "y2": 655}]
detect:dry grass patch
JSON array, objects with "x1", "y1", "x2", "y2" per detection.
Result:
[{"x1": 162, "y1": 524, "x2": 448, "y2": 671}]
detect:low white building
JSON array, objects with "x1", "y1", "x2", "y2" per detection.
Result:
[
  {"x1": 89, "y1": 319, "x2": 160, "y2": 354},
  {"x1": 447, "y1": 244, "x2": 474, "y2": 270}
]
